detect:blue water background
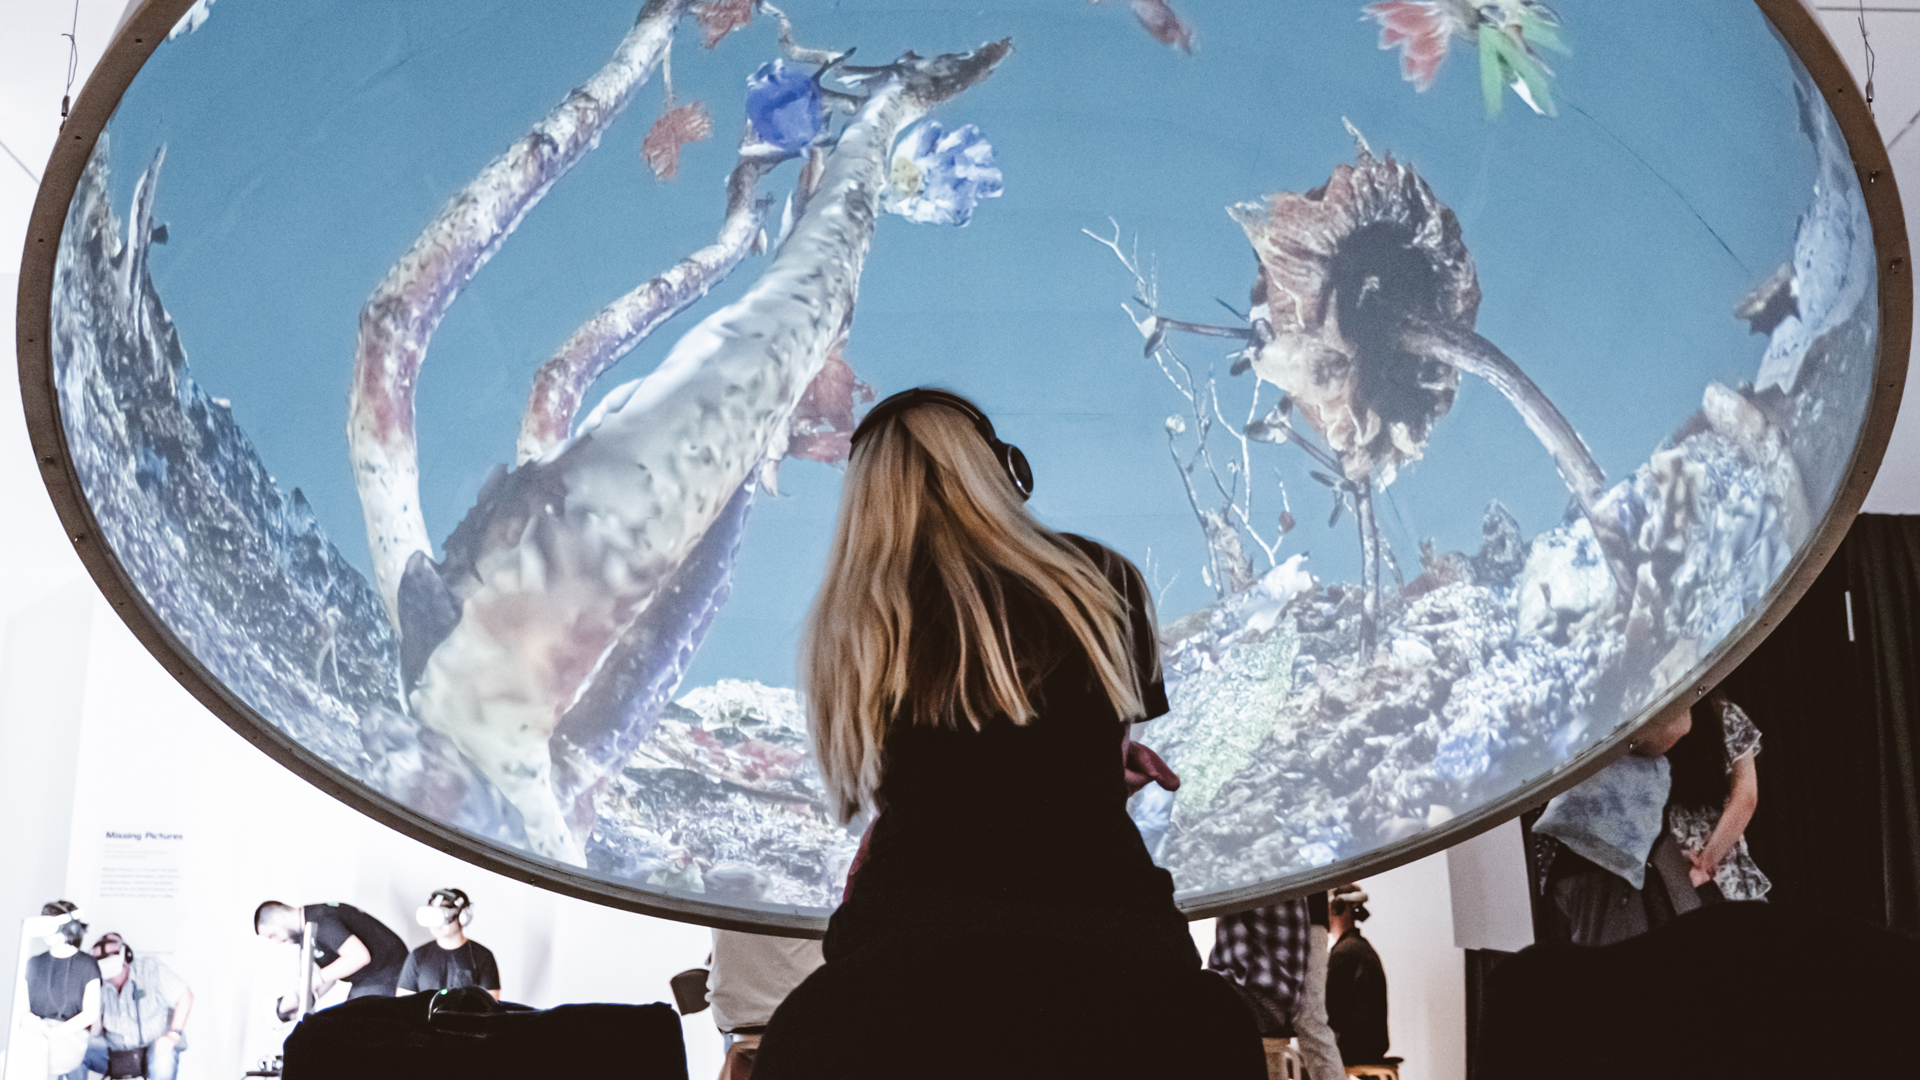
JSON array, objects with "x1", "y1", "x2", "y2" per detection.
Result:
[{"x1": 98, "y1": 0, "x2": 1817, "y2": 691}]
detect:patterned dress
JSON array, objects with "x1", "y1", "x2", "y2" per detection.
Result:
[{"x1": 1665, "y1": 701, "x2": 1771, "y2": 901}]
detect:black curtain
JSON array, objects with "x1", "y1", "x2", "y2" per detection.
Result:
[
  {"x1": 1845, "y1": 514, "x2": 1920, "y2": 931},
  {"x1": 1698, "y1": 512, "x2": 1920, "y2": 931},
  {"x1": 1481, "y1": 515, "x2": 1920, "y2": 1079}
]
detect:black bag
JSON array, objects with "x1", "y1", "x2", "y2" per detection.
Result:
[
  {"x1": 670, "y1": 967, "x2": 711, "y2": 1015},
  {"x1": 105, "y1": 1046, "x2": 147, "y2": 1079}
]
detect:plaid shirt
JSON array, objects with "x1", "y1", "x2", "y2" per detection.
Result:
[
  {"x1": 1208, "y1": 899, "x2": 1312, "y2": 1038},
  {"x1": 99, "y1": 957, "x2": 188, "y2": 1050}
]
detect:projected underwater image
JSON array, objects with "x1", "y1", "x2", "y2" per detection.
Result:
[{"x1": 43, "y1": 0, "x2": 1886, "y2": 924}]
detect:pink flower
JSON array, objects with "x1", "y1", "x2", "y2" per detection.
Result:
[
  {"x1": 1364, "y1": 1, "x2": 1462, "y2": 91},
  {"x1": 692, "y1": 0, "x2": 755, "y2": 49},
  {"x1": 1130, "y1": 0, "x2": 1195, "y2": 53},
  {"x1": 1091, "y1": 0, "x2": 1195, "y2": 54},
  {"x1": 785, "y1": 343, "x2": 875, "y2": 464},
  {"x1": 641, "y1": 102, "x2": 713, "y2": 181}
]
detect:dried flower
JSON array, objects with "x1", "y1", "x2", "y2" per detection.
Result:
[
  {"x1": 883, "y1": 122, "x2": 1003, "y2": 227},
  {"x1": 642, "y1": 102, "x2": 714, "y2": 180},
  {"x1": 745, "y1": 60, "x2": 826, "y2": 157},
  {"x1": 1229, "y1": 138, "x2": 1476, "y2": 485}
]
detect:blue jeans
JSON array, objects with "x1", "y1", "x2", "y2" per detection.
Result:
[{"x1": 83, "y1": 1035, "x2": 182, "y2": 1080}]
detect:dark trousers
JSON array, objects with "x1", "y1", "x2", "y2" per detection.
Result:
[{"x1": 1545, "y1": 834, "x2": 1721, "y2": 946}]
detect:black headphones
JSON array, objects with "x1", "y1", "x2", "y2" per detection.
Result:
[
  {"x1": 848, "y1": 388, "x2": 1033, "y2": 500},
  {"x1": 44, "y1": 903, "x2": 87, "y2": 948},
  {"x1": 94, "y1": 934, "x2": 132, "y2": 964}
]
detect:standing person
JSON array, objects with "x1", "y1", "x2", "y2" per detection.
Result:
[
  {"x1": 1209, "y1": 896, "x2": 1346, "y2": 1080},
  {"x1": 82, "y1": 932, "x2": 193, "y2": 1080},
  {"x1": 752, "y1": 389, "x2": 1264, "y2": 1080},
  {"x1": 1535, "y1": 699, "x2": 1701, "y2": 945},
  {"x1": 254, "y1": 900, "x2": 409, "y2": 1015},
  {"x1": 22, "y1": 901, "x2": 99, "y2": 1080},
  {"x1": 1666, "y1": 690, "x2": 1770, "y2": 901},
  {"x1": 398, "y1": 889, "x2": 502, "y2": 1000},
  {"x1": 1325, "y1": 884, "x2": 1390, "y2": 1069},
  {"x1": 705, "y1": 864, "x2": 826, "y2": 1080}
]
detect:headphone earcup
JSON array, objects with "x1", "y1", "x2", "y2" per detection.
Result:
[{"x1": 998, "y1": 441, "x2": 1033, "y2": 499}]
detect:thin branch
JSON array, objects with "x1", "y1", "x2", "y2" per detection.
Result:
[
  {"x1": 759, "y1": 0, "x2": 846, "y2": 65},
  {"x1": 517, "y1": 147, "x2": 771, "y2": 464}
]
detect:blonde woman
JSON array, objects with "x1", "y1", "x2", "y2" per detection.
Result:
[{"x1": 753, "y1": 389, "x2": 1264, "y2": 1080}]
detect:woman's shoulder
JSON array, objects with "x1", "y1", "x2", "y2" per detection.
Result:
[
  {"x1": 1058, "y1": 533, "x2": 1145, "y2": 589},
  {"x1": 1720, "y1": 699, "x2": 1761, "y2": 761}
]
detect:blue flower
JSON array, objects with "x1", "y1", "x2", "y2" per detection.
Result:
[
  {"x1": 745, "y1": 60, "x2": 825, "y2": 156},
  {"x1": 883, "y1": 122, "x2": 1003, "y2": 227}
]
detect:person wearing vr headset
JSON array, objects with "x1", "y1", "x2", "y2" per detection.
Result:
[
  {"x1": 254, "y1": 900, "x2": 409, "y2": 1015},
  {"x1": 22, "y1": 901, "x2": 100, "y2": 1080},
  {"x1": 751, "y1": 389, "x2": 1263, "y2": 1079},
  {"x1": 397, "y1": 888, "x2": 501, "y2": 1000},
  {"x1": 1325, "y1": 884, "x2": 1392, "y2": 1069},
  {"x1": 81, "y1": 932, "x2": 193, "y2": 1080}
]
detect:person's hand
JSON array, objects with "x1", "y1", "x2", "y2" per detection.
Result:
[
  {"x1": 1688, "y1": 849, "x2": 1718, "y2": 888},
  {"x1": 158, "y1": 1031, "x2": 181, "y2": 1049},
  {"x1": 1123, "y1": 740, "x2": 1180, "y2": 796}
]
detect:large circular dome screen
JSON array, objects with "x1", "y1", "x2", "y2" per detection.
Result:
[{"x1": 20, "y1": 0, "x2": 1909, "y2": 930}]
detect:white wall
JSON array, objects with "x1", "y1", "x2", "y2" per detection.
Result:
[
  {"x1": 33, "y1": 597, "x2": 728, "y2": 1080},
  {"x1": 1359, "y1": 856, "x2": 1467, "y2": 1080},
  {"x1": 1820, "y1": 3, "x2": 1920, "y2": 514},
  {"x1": 1446, "y1": 819, "x2": 1534, "y2": 954}
]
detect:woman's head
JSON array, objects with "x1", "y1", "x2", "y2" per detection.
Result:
[
  {"x1": 800, "y1": 390, "x2": 1142, "y2": 821},
  {"x1": 1629, "y1": 697, "x2": 1693, "y2": 759},
  {"x1": 1669, "y1": 689, "x2": 1733, "y2": 810}
]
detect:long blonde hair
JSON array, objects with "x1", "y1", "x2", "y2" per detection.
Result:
[{"x1": 800, "y1": 400, "x2": 1144, "y2": 821}]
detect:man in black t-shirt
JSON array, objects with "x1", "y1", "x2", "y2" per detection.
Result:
[
  {"x1": 255, "y1": 900, "x2": 409, "y2": 1015},
  {"x1": 1325, "y1": 884, "x2": 1391, "y2": 1067},
  {"x1": 398, "y1": 888, "x2": 501, "y2": 999}
]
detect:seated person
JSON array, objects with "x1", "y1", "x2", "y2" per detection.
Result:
[
  {"x1": 84, "y1": 932, "x2": 193, "y2": 1080},
  {"x1": 23, "y1": 901, "x2": 99, "y2": 1080},
  {"x1": 399, "y1": 889, "x2": 501, "y2": 1000},
  {"x1": 705, "y1": 864, "x2": 826, "y2": 1079},
  {"x1": 750, "y1": 390, "x2": 1264, "y2": 1079},
  {"x1": 255, "y1": 900, "x2": 409, "y2": 1015}
]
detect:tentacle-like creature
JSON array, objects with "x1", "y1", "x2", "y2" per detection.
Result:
[
  {"x1": 407, "y1": 39, "x2": 1014, "y2": 862},
  {"x1": 349, "y1": 0, "x2": 695, "y2": 632},
  {"x1": 516, "y1": 149, "x2": 773, "y2": 465}
]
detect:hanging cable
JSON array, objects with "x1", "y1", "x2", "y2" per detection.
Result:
[
  {"x1": 1889, "y1": 105, "x2": 1920, "y2": 151},
  {"x1": 61, "y1": 0, "x2": 80, "y2": 124},
  {"x1": 1856, "y1": 0, "x2": 1875, "y2": 115},
  {"x1": 3, "y1": 137, "x2": 43, "y2": 184}
]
